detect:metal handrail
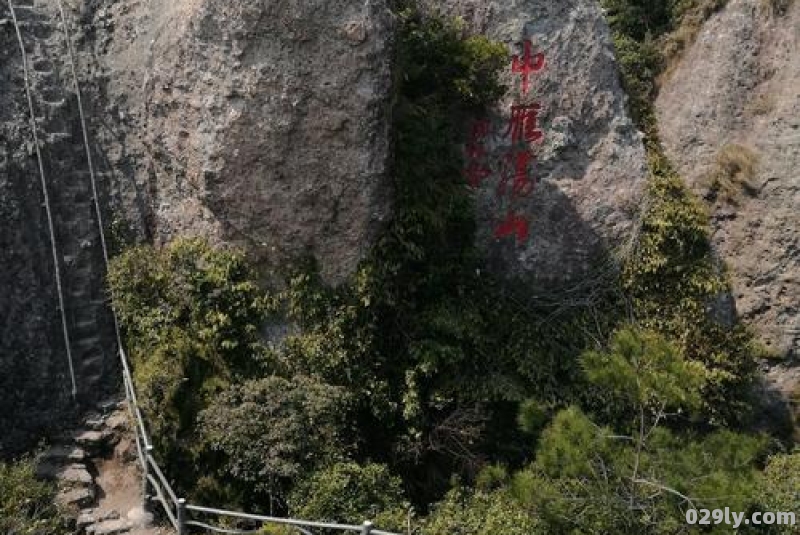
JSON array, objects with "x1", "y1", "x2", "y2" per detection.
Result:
[
  {"x1": 148, "y1": 473, "x2": 179, "y2": 529},
  {"x1": 185, "y1": 505, "x2": 364, "y2": 531},
  {"x1": 147, "y1": 452, "x2": 179, "y2": 507},
  {"x1": 185, "y1": 505, "x2": 387, "y2": 535},
  {"x1": 7, "y1": 0, "x2": 78, "y2": 399},
  {"x1": 184, "y1": 521, "x2": 264, "y2": 535}
]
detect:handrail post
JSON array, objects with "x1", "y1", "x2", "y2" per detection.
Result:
[
  {"x1": 177, "y1": 498, "x2": 187, "y2": 535},
  {"x1": 142, "y1": 445, "x2": 153, "y2": 504},
  {"x1": 361, "y1": 521, "x2": 373, "y2": 535}
]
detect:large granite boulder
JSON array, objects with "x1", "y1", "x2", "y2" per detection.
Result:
[{"x1": 425, "y1": 0, "x2": 648, "y2": 283}]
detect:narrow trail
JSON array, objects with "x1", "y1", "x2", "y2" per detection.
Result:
[{"x1": 37, "y1": 400, "x2": 173, "y2": 535}]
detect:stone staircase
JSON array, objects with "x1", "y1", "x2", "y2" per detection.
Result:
[
  {"x1": 36, "y1": 399, "x2": 167, "y2": 535},
  {"x1": 9, "y1": 0, "x2": 117, "y2": 402}
]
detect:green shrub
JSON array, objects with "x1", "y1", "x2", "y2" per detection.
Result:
[
  {"x1": 756, "y1": 451, "x2": 800, "y2": 524},
  {"x1": 622, "y1": 173, "x2": 758, "y2": 423},
  {"x1": 108, "y1": 239, "x2": 271, "y2": 497},
  {"x1": 0, "y1": 458, "x2": 69, "y2": 535},
  {"x1": 198, "y1": 376, "x2": 350, "y2": 504},
  {"x1": 424, "y1": 487, "x2": 540, "y2": 535},
  {"x1": 289, "y1": 463, "x2": 409, "y2": 531}
]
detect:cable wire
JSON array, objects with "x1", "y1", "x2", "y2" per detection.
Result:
[{"x1": 8, "y1": 0, "x2": 77, "y2": 399}]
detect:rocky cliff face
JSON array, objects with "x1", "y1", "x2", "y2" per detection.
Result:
[
  {"x1": 1, "y1": 1, "x2": 119, "y2": 454},
  {"x1": 0, "y1": 18, "x2": 72, "y2": 454},
  {"x1": 16, "y1": 0, "x2": 789, "y2": 453},
  {"x1": 76, "y1": 0, "x2": 395, "y2": 285},
  {"x1": 425, "y1": 0, "x2": 648, "y2": 284},
  {"x1": 0, "y1": 0, "x2": 650, "y2": 451},
  {"x1": 656, "y1": 0, "x2": 800, "y2": 356}
]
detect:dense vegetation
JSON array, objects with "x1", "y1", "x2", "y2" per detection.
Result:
[
  {"x1": 0, "y1": 457, "x2": 69, "y2": 535},
  {"x1": 106, "y1": 1, "x2": 799, "y2": 534}
]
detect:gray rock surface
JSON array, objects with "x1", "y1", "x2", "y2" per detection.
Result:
[
  {"x1": 424, "y1": 0, "x2": 648, "y2": 283},
  {"x1": 656, "y1": 0, "x2": 800, "y2": 354},
  {"x1": 74, "y1": 0, "x2": 395, "y2": 285},
  {"x1": 0, "y1": 5, "x2": 76, "y2": 454}
]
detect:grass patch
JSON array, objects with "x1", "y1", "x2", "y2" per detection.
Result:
[
  {"x1": 760, "y1": 0, "x2": 795, "y2": 16},
  {"x1": 0, "y1": 457, "x2": 69, "y2": 534},
  {"x1": 748, "y1": 92, "x2": 777, "y2": 116},
  {"x1": 702, "y1": 144, "x2": 760, "y2": 203}
]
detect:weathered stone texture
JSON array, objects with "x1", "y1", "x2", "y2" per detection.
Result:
[
  {"x1": 82, "y1": 0, "x2": 395, "y2": 284},
  {"x1": 656, "y1": 0, "x2": 800, "y2": 354},
  {"x1": 0, "y1": 10, "x2": 76, "y2": 455},
  {"x1": 425, "y1": 0, "x2": 648, "y2": 283}
]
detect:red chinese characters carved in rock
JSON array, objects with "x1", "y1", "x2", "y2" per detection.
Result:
[
  {"x1": 463, "y1": 39, "x2": 546, "y2": 247},
  {"x1": 505, "y1": 103, "x2": 544, "y2": 146},
  {"x1": 494, "y1": 212, "x2": 530, "y2": 243},
  {"x1": 512, "y1": 40, "x2": 545, "y2": 96},
  {"x1": 497, "y1": 148, "x2": 536, "y2": 199}
]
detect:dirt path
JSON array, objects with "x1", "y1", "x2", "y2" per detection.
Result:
[
  {"x1": 40, "y1": 400, "x2": 174, "y2": 535},
  {"x1": 91, "y1": 433, "x2": 172, "y2": 535}
]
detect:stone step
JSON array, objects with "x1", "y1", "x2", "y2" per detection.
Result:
[
  {"x1": 83, "y1": 413, "x2": 107, "y2": 431},
  {"x1": 61, "y1": 218, "x2": 99, "y2": 237},
  {"x1": 32, "y1": 58, "x2": 52, "y2": 72},
  {"x1": 77, "y1": 510, "x2": 96, "y2": 530},
  {"x1": 57, "y1": 485, "x2": 95, "y2": 509},
  {"x1": 62, "y1": 249, "x2": 95, "y2": 266},
  {"x1": 74, "y1": 336, "x2": 103, "y2": 351},
  {"x1": 74, "y1": 298, "x2": 110, "y2": 311},
  {"x1": 83, "y1": 373, "x2": 105, "y2": 387},
  {"x1": 37, "y1": 95, "x2": 68, "y2": 109},
  {"x1": 80, "y1": 355, "x2": 105, "y2": 372},
  {"x1": 72, "y1": 429, "x2": 111, "y2": 452},
  {"x1": 21, "y1": 39, "x2": 38, "y2": 55},
  {"x1": 58, "y1": 213, "x2": 100, "y2": 230},
  {"x1": 10, "y1": 12, "x2": 46, "y2": 26},
  {"x1": 44, "y1": 131, "x2": 73, "y2": 143},
  {"x1": 79, "y1": 509, "x2": 126, "y2": 531},
  {"x1": 55, "y1": 187, "x2": 93, "y2": 205},
  {"x1": 68, "y1": 263, "x2": 95, "y2": 281},
  {"x1": 36, "y1": 461, "x2": 93, "y2": 485},
  {"x1": 31, "y1": 73, "x2": 60, "y2": 89},
  {"x1": 55, "y1": 196, "x2": 96, "y2": 209},
  {"x1": 29, "y1": 24, "x2": 52, "y2": 39},
  {"x1": 86, "y1": 518, "x2": 133, "y2": 535},
  {"x1": 40, "y1": 444, "x2": 87, "y2": 463},
  {"x1": 60, "y1": 464, "x2": 94, "y2": 486},
  {"x1": 36, "y1": 116, "x2": 71, "y2": 133},
  {"x1": 74, "y1": 318, "x2": 99, "y2": 334},
  {"x1": 73, "y1": 332, "x2": 103, "y2": 351},
  {"x1": 40, "y1": 98, "x2": 68, "y2": 111}
]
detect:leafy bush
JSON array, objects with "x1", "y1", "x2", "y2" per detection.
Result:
[
  {"x1": 753, "y1": 452, "x2": 800, "y2": 534},
  {"x1": 505, "y1": 327, "x2": 766, "y2": 533},
  {"x1": 289, "y1": 463, "x2": 409, "y2": 531},
  {"x1": 199, "y1": 376, "x2": 350, "y2": 503},
  {"x1": 109, "y1": 239, "x2": 271, "y2": 496},
  {"x1": 423, "y1": 487, "x2": 540, "y2": 535},
  {"x1": 0, "y1": 458, "x2": 69, "y2": 535},
  {"x1": 621, "y1": 171, "x2": 758, "y2": 423}
]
